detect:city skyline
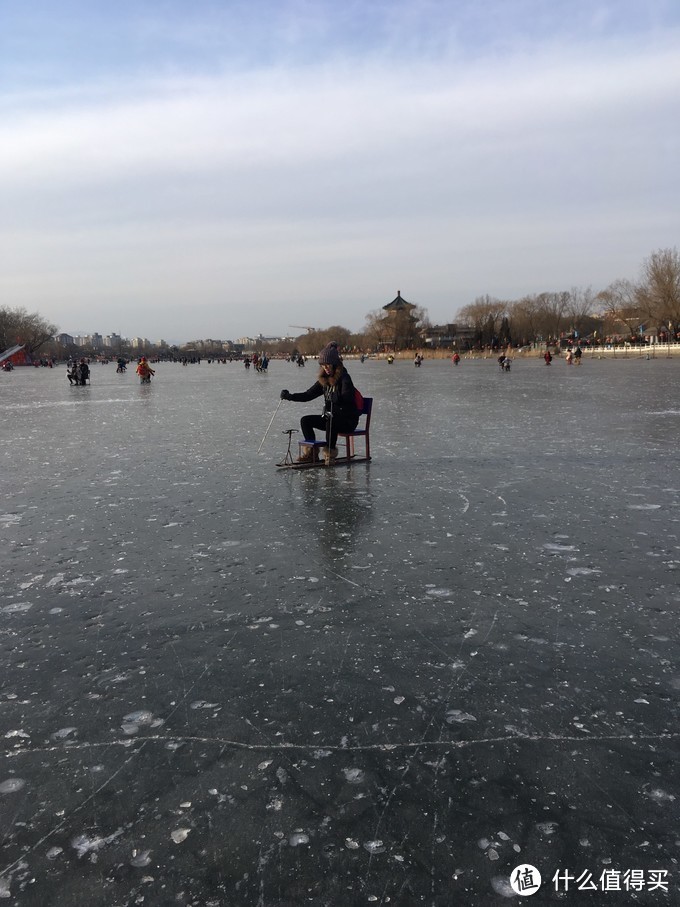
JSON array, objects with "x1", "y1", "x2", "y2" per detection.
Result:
[
  {"x1": 53, "y1": 329, "x2": 297, "y2": 349},
  {"x1": 1, "y1": 1, "x2": 679, "y2": 339}
]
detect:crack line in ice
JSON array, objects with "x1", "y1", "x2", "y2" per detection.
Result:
[
  {"x1": 3, "y1": 731, "x2": 678, "y2": 766},
  {"x1": 319, "y1": 565, "x2": 361, "y2": 588}
]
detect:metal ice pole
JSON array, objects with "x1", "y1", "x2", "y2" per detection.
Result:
[{"x1": 257, "y1": 399, "x2": 283, "y2": 453}]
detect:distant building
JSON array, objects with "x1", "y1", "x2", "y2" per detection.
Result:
[
  {"x1": 382, "y1": 290, "x2": 416, "y2": 315},
  {"x1": 54, "y1": 333, "x2": 74, "y2": 346},
  {"x1": 380, "y1": 290, "x2": 419, "y2": 350},
  {"x1": 422, "y1": 323, "x2": 476, "y2": 350},
  {"x1": 236, "y1": 333, "x2": 281, "y2": 347},
  {"x1": 103, "y1": 333, "x2": 122, "y2": 348}
]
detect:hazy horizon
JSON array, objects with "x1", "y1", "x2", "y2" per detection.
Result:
[{"x1": 1, "y1": 0, "x2": 678, "y2": 339}]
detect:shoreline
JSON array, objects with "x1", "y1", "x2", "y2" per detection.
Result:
[{"x1": 355, "y1": 345, "x2": 680, "y2": 361}]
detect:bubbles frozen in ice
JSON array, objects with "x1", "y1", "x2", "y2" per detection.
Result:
[
  {"x1": 0, "y1": 778, "x2": 26, "y2": 794},
  {"x1": 446, "y1": 710, "x2": 477, "y2": 724},
  {"x1": 122, "y1": 710, "x2": 154, "y2": 725},
  {"x1": 171, "y1": 829, "x2": 191, "y2": 844},
  {"x1": 130, "y1": 849, "x2": 152, "y2": 867},
  {"x1": 71, "y1": 833, "x2": 112, "y2": 857},
  {"x1": 343, "y1": 768, "x2": 365, "y2": 784},
  {"x1": 121, "y1": 709, "x2": 161, "y2": 734},
  {"x1": 490, "y1": 876, "x2": 516, "y2": 898},
  {"x1": 363, "y1": 840, "x2": 386, "y2": 854},
  {"x1": 289, "y1": 832, "x2": 309, "y2": 847}
]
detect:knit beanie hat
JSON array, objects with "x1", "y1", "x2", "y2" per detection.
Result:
[{"x1": 318, "y1": 341, "x2": 341, "y2": 366}]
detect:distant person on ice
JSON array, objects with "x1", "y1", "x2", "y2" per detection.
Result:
[
  {"x1": 136, "y1": 356, "x2": 155, "y2": 383},
  {"x1": 78, "y1": 358, "x2": 90, "y2": 384},
  {"x1": 279, "y1": 341, "x2": 359, "y2": 465}
]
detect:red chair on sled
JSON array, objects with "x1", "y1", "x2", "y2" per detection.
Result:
[{"x1": 298, "y1": 397, "x2": 372, "y2": 464}]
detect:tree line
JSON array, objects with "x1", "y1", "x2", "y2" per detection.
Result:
[
  {"x1": 456, "y1": 248, "x2": 680, "y2": 349},
  {"x1": 0, "y1": 306, "x2": 58, "y2": 357},
  {"x1": 2, "y1": 247, "x2": 678, "y2": 358}
]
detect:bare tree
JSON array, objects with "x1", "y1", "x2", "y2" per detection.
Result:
[
  {"x1": 291, "y1": 325, "x2": 354, "y2": 356},
  {"x1": 565, "y1": 286, "x2": 595, "y2": 336},
  {"x1": 507, "y1": 295, "x2": 534, "y2": 345},
  {"x1": 0, "y1": 306, "x2": 58, "y2": 356},
  {"x1": 457, "y1": 295, "x2": 506, "y2": 347},
  {"x1": 596, "y1": 279, "x2": 645, "y2": 335},
  {"x1": 638, "y1": 247, "x2": 680, "y2": 328},
  {"x1": 534, "y1": 291, "x2": 569, "y2": 341}
]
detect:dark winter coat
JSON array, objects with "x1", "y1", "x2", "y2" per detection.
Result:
[{"x1": 288, "y1": 365, "x2": 359, "y2": 426}]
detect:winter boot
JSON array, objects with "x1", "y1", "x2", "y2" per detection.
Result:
[
  {"x1": 296, "y1": 446, "x2": 314, "y2": 464},
  {"x1": 321, "y1": 446, "x2": 338, "y2": 466}
]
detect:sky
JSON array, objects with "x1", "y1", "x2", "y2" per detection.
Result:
[{"x1": 1, "y1": 0, "x2": 679, "y2": 343}]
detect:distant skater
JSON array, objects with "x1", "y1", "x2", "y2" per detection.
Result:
[
  {"x1": 280, "y1": 341, "x2": 359, "y2": 465},
  {"x1": 136, "y1": 356, "x2": 155, "y2": 383},
  {"x1": 544, "y1": 351, "x2": 552, "y2": 365}
]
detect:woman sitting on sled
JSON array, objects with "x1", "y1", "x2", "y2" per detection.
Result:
[{"x1": 280, "y1": 342, "x2": 359, "y2": 465}]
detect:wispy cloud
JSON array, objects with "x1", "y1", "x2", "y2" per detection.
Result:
[{"x1": 0, "y1": 1, "x2": 678, "y2": 337}]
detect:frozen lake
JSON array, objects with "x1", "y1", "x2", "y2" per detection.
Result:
[{"x1": 1, "y1": 356, "x2": 678, "y2": 905}]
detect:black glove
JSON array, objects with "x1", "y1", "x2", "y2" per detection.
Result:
[{"x1": 280, "y1": 389, "x2": 290, "y2": 400}]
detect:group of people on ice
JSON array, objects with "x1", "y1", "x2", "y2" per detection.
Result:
[
  {"x1": 67, "y1": 358, "x2": 91, "y2": 385},
  {"x1": 245, "y1": 353, "x2": 269, "y2": 372},
  {"x1": 544, "y1": 347, "x2": 582, "y2": 365},
  {"x1": 68, "y1": 356, "x2": 155, "y2": 384}
]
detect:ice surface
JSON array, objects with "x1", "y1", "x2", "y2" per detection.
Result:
[{"x1": 1, "y1": 357, "x2": 679, "y2": 903}]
